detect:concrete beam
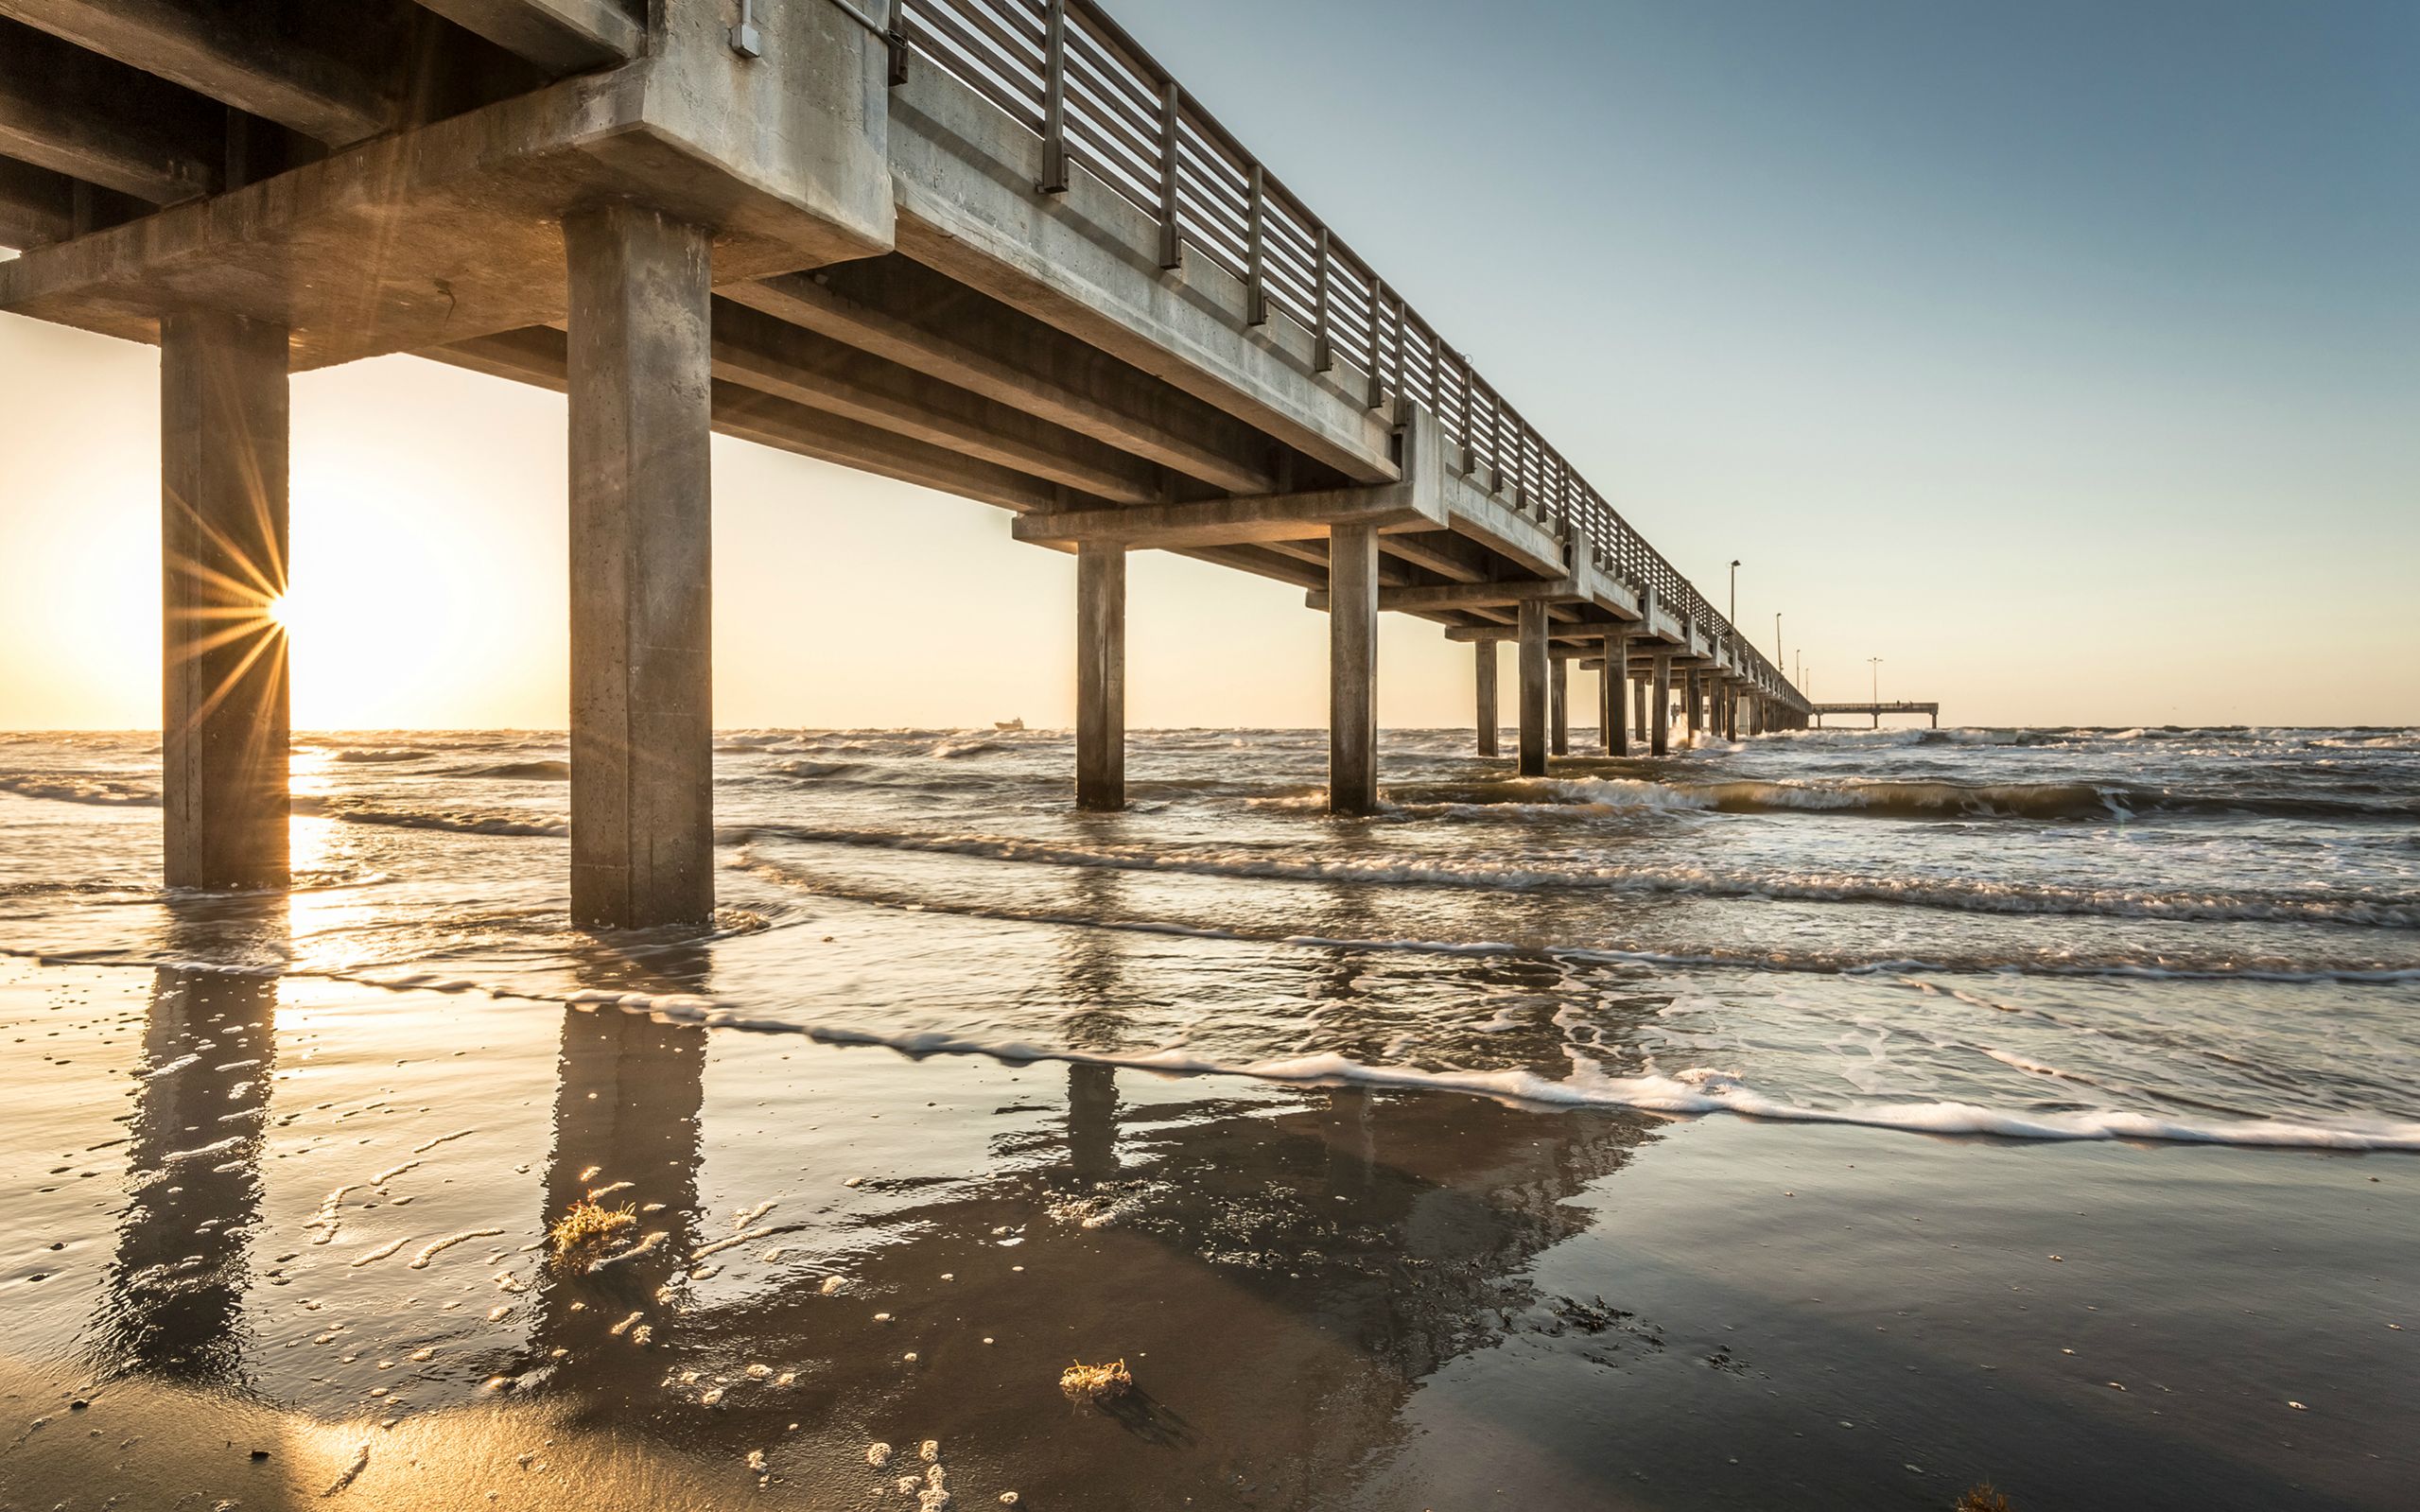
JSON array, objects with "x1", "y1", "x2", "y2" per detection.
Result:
[
  {"x1": 1016, "y1": 408, "x2": 1446, "y2": 549},
  {"x1": 411, "y1": 0, "x2": 641, "y2": 75},
  {"x1": 160, "y1": 308, "x2": 287, "y2": 890},
  {"x1": 427, "y1": 326, "x2": 1069, "y2": 515},
  {"x1": 0, "y1": 19, "x2": 218, "y2": 201},
  {"x1": 565, "y1": 202, "x2": 713, "y2": 930},
  {"x1": 727, "y1": 266, "x2": 1276, "y2": 496},
  {"x1": 0, "y1": 154, "x2": 74, "y2": 249},
  {"x1": 1328, "y1": 522, "x2": 1378, "y2": 815},
  {"x1": 1304, "y1": 575, "x2": 1581, "y2": 613},
  {"x1": 707, "y1": 297, "x2": 1163, "y2": 506},
  {"x1": 1075, "y1": 542, "x2": 1123, "y2": 811},
  {"x1": 0, "y1": 0, "x2": 393, "y2": 146}
]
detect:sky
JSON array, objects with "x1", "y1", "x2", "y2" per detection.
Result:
[{"x1": 1, "y1": 0, "x2": 2413, "y2": 730}]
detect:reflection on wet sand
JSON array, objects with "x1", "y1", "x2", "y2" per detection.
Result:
[
  {"x1": 456, "y1": 875, "x2": 1657, "y2": 1504},
  {"x1": 87, "y1": 899, "x2": 285, "y2": 1384}
]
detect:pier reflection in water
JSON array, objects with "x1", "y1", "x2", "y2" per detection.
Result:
[{"x1": 87, "y1": 897, "x2": 286, "y2": 1385}]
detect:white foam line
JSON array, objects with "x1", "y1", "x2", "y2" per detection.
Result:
[{"x1": 585, "y1": 1005, "x2": 2420, "y2": 1154}]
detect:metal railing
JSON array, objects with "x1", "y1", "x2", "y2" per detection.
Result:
[{"x1": 893, "y1": 0, "x2": 1803, "y2": 705}]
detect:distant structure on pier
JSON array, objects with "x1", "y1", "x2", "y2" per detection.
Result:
[{"x1": 1811, "y1": 702, "x2": 1940, "y2": 729}]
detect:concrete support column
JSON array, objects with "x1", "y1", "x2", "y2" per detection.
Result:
[
  {"x1": 1474, "y1": 642, "x2": 1498, "y2": 757},
  {"x1": 1075, "y1": 541, "x2": 1125, "y2": 810},
  {"x1": 1603, "y1": 631, "x2": 1628, "y2": 756},
  {"x1": 1650, "y1": 652, "x2": 1672, "y2": 756},
  {"x1": 1516, "y1": 600, "x2": 1549, "y2": 777},
  {"x1": 1633, "y1": 676, "x2": 1647, "y2": 742},
  {"x1": 1328, "y1": 522, "x2": 1379, "y2": 815},
  {"x1": 1549, "y1": 658, "x2": 1570, "y2": 756},
  {"x1": 162, "y1": 311, "x2": 290, "y2": 891},
  {"x1": 566, "y1": 203, "x2": 715, "y2": 929}
]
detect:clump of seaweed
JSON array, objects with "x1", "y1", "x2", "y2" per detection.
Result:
[
  {"x1": 548, "y1": 1199, "x2": 637, "y2": 1273},
  {"x1": 1955, "y1": 1486, "x2": 2013, "y2": 1512},
  {"x1": 1058, "y1": 1358, "x2": 1133, "y2": 1403}
]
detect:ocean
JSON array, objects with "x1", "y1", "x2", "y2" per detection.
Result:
[{"x1": 2, "y1": 724, "x2": 2414, "y2": 1508}]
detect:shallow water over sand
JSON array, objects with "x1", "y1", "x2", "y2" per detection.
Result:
[
  {"x1": 1, "y1": 725, "x2": 2416, "y2": 1508},
  {"x1": 4, "y1": 724, "x2": 2416, "y2": 1147}
]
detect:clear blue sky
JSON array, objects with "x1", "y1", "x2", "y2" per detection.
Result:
[{"x1": 1, "y1": 0, "x2": 2412, "y2": 727}]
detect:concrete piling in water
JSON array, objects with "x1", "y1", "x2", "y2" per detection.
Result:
[
  {"x1": 1517, "y1": 600, "x2": 1550, "y2": 777},
  {"x1": 1328, "y1": 522, "x2": 1379, "y2": 815},
  {"x1": 161, "y1": 310, "x2": 289, "y2": 891},
  {"x1": 1651, "y1": 652, "x2": 1672, "y2": 757},
  {"x1": 1076, "y1": 541, "x2": 1125, "y2": 811},
  {"x1": 1549, "y1": 657, "x2": 1570, "y2": 756},
  {"x1": 1602, "y1": 630, "x2": 1628, "y2": 756},
  {"x1": 566, "y1": 203, "x2": 715, "y2": 930},
  {"x1": 1474, "y1": 641, "x2": 1498, "y2": 757}
]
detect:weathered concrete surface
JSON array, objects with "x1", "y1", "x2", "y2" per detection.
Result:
[
  {"x1": 566, "y1": 202, "x2": 713, "y2": 929},
  {"x1": 414, "y1": 0, "x2": 640, "y2": 74},
  {"x1": 1328, "y1": 522, "x2": 1379, "y2": 815},
  {"x1": 160, "y1": 309, "x2": 287, "y2": 890},
  {"x1": 1517, "y1": 600, "x2": 1549, "y2": 778},
  {"x1": 0, "y1": 20, "x2": 218, "y2": 202},
  {"x1": 1076, "y1": 541, "x2": 1124, "y2": 811},
  {"x1": 0, "y1": 8, "x2": 895, "y2": 367}
]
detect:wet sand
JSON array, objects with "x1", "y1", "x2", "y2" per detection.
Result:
[{"x1": 2, "y1": 958, "x2": 2412, "y2": 1511}]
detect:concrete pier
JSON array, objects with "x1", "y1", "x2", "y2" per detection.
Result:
[
  {"x1": 1549, "y1": 658, "x2": 1570, "y2": 756},
  {"x1": 161, "y1": 310, "x2": 288, "y2": 890},
  {"x1": 1076, "y1": 541, "x2": 1125, "y2": 810},
  {"x1": 566, "y1": 203, "x2": 714, "y2": 930},
  {"x1": 1474, "y1": 642, "x2": 1498, "y2": 757},
  {"x1": 3, "y1": 0, "x2": 1820, "y2": 904},
  {"x1": 1651, "y1": 652, "x2": 1672, "y2": 756},
  {"x1": 1328, "y1": 522, "x2": 1378, "y2": 815},
  {"x1": 1517, "y1": 600, "x2": 1550, "y2": 777}
]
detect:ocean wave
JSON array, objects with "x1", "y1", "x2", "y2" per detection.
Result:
[
  {"x1": 730, "y1": 851, "x2": 2420, "y2": 986},
  {"x1": 453, "y1": 759, "x2": 570, "y2": 781},
  {"x1": 291, "y1": 795, "x2": 566, "y2": 838},
  {"x1": 1479, "y1": 775, "x2": 2415, "y2": 823},
  {"x1": 770, "y1": 759, "x2": 862, "y2": 779},
  {"x1": 732, "y1": 823, "x2": 2418, "y2": 928},
  {"x1": 326, "y1": 747, "x2": 428, "y2": 764},
  {"x1": 929, "y1": 738, "x2": 1007, "y2": 759},
  {"x1": 0, "y1": 773, "x2": 160, "y2": 808}
]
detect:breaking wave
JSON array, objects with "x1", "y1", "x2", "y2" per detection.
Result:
[
  {"x1": 0, "y1": 773, "x2": 160, "y2": 807},
  {"x1": 733, "y1": 823, "x2": 2419, "y2": 929}
]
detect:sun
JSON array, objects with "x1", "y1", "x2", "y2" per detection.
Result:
[{"x1": 264, "y1": 593, "x2": 295, "y2": 633}]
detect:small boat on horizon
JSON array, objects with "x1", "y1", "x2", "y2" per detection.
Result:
[{"x1": 994, "y1": 718, "x2": 1025, "y2": 732}]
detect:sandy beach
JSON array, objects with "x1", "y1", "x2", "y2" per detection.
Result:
[{"x1": 6, "y1": 950, "x2": 2411, "y2": 1511}]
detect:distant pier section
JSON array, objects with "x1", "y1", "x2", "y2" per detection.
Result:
[{"x1": 1812, "y1": 702, "x2": 1941, "y2": 729}]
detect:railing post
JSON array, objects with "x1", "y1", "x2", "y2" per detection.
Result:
[
  {"x1": 1365, "y1": 275, "x2": 1386, "y2": 410},
  {"x1": 1038, "y1": 0, "x2": 1069, "y2": 195},
  {"x1": 1156, "y1": 78, "x2": 1182, "y2": 269},
  {"x1": 1456, "y1": 352, "x2": 1475, "y2": 476},
  {"x1": 886, "y1": 0, "x2": 910, "y2": 87},
  {"x1": 1312, "y1": 224, "x2": 1333, "y2": 372},
  {"x1": 1245, "y1": 161, "x2": 1268, "y2": 326}
]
